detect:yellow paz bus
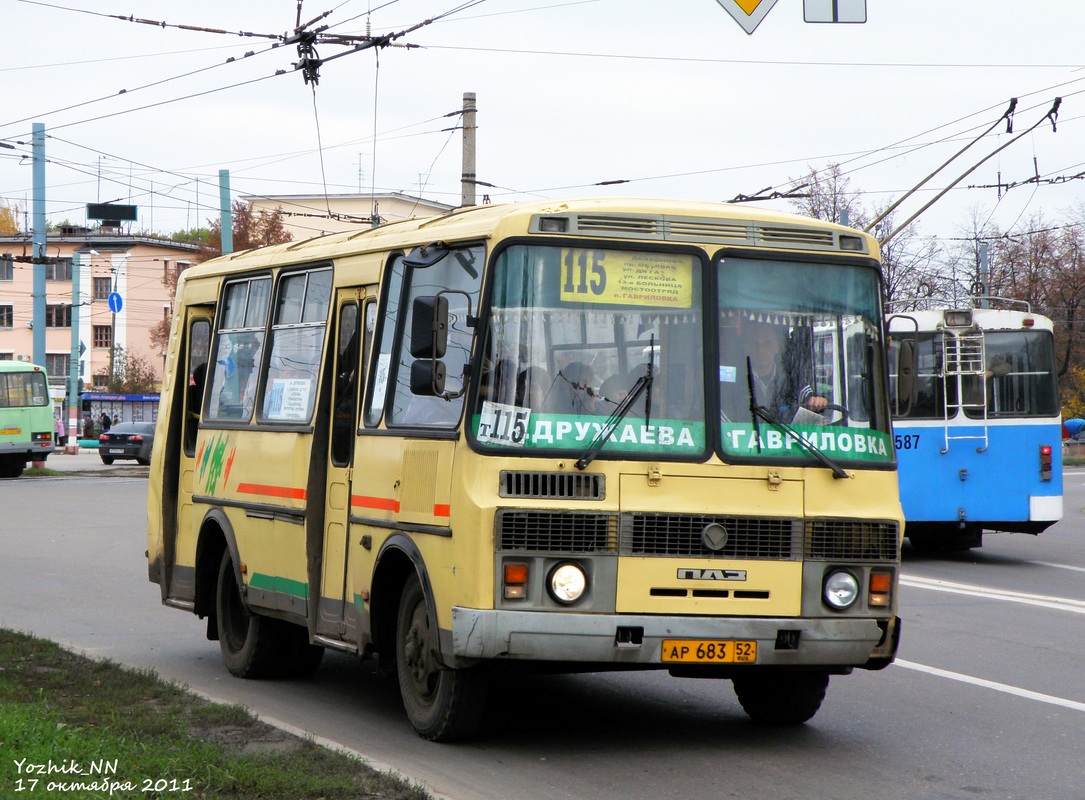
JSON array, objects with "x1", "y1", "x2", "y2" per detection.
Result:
[{"x1": 147, "y1": 197, "x2": 904, "y2": 741}]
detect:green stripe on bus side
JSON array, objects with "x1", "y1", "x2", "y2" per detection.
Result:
[{"x1": 248, "y1": 573, "x2": 308, "y2": 600}]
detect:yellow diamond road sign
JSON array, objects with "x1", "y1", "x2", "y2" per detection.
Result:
[{"x1": 714, "y1": 0, "x2": 780, "y2": 34}]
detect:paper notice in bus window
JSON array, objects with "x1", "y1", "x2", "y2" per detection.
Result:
[
  {"x1": 265, "y1": 378, "x2": 312, "y2": 421},
  {"x1": 559, "y1": 249, "x2": 694, "y2": 309},
  {"x1": 373, "y1": 353, "x2": 391, "y2": 406},
  {"x1": 476, "y1": 401, "x2": 530, "y2": 447}
]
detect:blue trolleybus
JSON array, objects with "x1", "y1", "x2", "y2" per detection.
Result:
[{"x1": 887, "y1": 306, "x2": 1062, "y2": 552}]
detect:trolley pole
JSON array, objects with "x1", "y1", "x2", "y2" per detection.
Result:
[{"x1": 461, "y1": 92, "x2": 477, "y2": 208}]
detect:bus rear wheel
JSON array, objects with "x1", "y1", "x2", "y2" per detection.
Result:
[
  {"x1": 732, "y1": 670, "x2": 829, "y2": 725},
  {"x1": 395, "y1": 574, "x2": 487, "y2": 741},
  {"x1": 0, "y1": 456, "x2": 24, "y2": 478}
]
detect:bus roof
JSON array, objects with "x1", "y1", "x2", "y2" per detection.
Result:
[
  {"x1": 888, "y1": 307, "x2": 1054, "y2": 333},
  {"x1": 181, "y1": 196, "x2": 880, "y2": 280},
  {"x1": 0, "y1": 361, "x2": 48, "y2": 375}
]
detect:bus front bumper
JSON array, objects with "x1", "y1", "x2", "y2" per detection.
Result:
[{"x1": 451, "y1": 608, "x2": 898, "y2": 669}]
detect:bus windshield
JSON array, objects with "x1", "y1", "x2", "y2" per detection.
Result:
[
  {"x1": 889, "y1": 328, "x2": 1058, "y2": 420},
  {"x1": 471, "y1": 243, "x2": 707, "y2": 458},
  {"x1": 717, "y1": 256, "x2": 892, "y2": 465}
]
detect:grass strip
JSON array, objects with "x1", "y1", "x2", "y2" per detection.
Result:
[{"x1": 0, "y1": 629, "x2": 433, "y2": 799}]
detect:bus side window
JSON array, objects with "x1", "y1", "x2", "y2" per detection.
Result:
[
  {"x1": 183, "y1": 319, "x2": 211, "y2": 457},
  {"x1": 206, "y1": 277, "x2": 271, "y2": 423},
  {"x1": 259, "y1": 269, "x2": 332, "y2": 424},
  {"x1": 365, "y1": 257, "x2": 406, "y2": 427},
  {"x1": 331, "y1": 302, "x2": 360, "y2": 467}
]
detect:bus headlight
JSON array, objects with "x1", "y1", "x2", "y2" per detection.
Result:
[
  {"x1": 547, "y1": 562, "x2": 587, "y2": 605},
  {"x1": 823, "y1": 570, "x2": 860, "y2": 610}
]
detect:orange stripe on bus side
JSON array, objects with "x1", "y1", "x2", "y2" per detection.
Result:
[
  {"x1": 352, "y1": 495, "x2": 400, "y2": 512},
  {"x1": 433, "y1": 503, "x2": 451, "y2": 518},
  {"x1": 236, "y1": 483, "x2": 307, "y2": 501}
]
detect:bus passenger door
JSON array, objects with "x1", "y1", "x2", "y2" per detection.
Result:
[
  {"x1": 167, "y1": 312, "x2": 212, "y2": 602},
  {"x1": 317, "y1": 292, "x2": 365, "y2": 639}
]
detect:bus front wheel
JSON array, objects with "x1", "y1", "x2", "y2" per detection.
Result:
[
  {"x1": 395, "y1": 574, "x2": 488, "y2": 741},
  {"x1": 216, "y1": 551, "x2": 285, "y2": 679},
  {"x1": 733, "y1": 670, "x2": 828, "y2": 725}
]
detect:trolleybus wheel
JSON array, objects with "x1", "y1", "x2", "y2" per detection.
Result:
[
  {"x1": 216, "y1": 551, "x2": 285, "y2": 679},
  {"x1": 732, "y1": 670, "x2": 828, "y2": 725},
  {"x1": 395, "y1": 574, "x2": 488, "y2": 741}
]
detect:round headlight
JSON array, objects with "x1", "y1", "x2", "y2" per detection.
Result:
[
  {"x1": 823, "y1": 570, "x2": 860, "y2": 610},
  {"x1": 547, "y1": 562, "x2": 587, "y2": 605}
]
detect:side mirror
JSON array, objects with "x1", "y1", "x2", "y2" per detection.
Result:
[
  {"x1": 410, "y1": 295, "x2": 448, "y2": 359},
  {"x1": 411, "y1": 359, "x2": 446, "y2": 396}
]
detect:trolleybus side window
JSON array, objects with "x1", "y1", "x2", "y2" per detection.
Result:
[
  {"x1": 259, "y1": 268, "x2": 332, "y2": 423},
  {"x1": 206, "y1": 276, "x2": 271, "y2": 422}
]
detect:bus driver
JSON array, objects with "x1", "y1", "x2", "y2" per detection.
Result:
[{"x1": 721, "y1": 319, "x2": 827, "y2": 423}]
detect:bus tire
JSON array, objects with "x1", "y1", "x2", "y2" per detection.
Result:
[
  {"x1": 733, "y1": 670, "x2": 828, "y2": 725},
  {"x1": 215, "y1": 551, "x2": 284, "y2": 679},
  {"x1": 395, "y1": 574, "x2": 487, "y2": 741},
  {"x1": 0, "y1": 456, "x2": 24, "y2": 478}
]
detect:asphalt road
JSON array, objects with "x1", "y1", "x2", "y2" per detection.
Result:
[{"x1": 2, "y1": 455, "x2": 1084, "y2": 799}]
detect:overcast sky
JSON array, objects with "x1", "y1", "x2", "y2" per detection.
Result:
[{"x1": 3, "y1": 0, "x2": 1085, "y2": 245}]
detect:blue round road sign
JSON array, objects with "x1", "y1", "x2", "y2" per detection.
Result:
[{"x1": 107, "y1": 291, "x2": 123, "y2": 313}]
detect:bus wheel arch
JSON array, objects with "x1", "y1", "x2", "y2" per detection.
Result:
[
  {"x1": 370, "y1": 536, "x2": 430, "y2": 671},
  {"x1": 193, "y1": 509, "x2": 236, "y2": 633},
  {"x1": 394, "y1": 571, "x2": 488, "y2": 741},
  {"x1": 372, "y1": 537, "x2": 489, "y2": 741}
]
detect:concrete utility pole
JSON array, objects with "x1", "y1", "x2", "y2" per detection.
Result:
[
  {"x1": 219, "y1": 169, "x2": 233, "y2": 255},
  {"x1": 32, "y1": 123, "x2": 46, "y2": 366},
  {"x1": 460, "y1": 92, "x2": 477, "y2": 208},
  {"x1": 67, "y1": 255, "x2": 81, "y2": 452}
]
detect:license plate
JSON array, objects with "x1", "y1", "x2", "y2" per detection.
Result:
[
  {"x1": 661, "y1": 639, "x2": 757, "y2": 664},
  {"x1": 108, "y1": 448, "x2": 125, "y2": 454}
]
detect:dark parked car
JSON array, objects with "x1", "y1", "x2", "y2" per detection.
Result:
[{"x1": 98, "y1": 421, "x2": 155, "y2": 465}]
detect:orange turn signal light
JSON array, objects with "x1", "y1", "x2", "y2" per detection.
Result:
[
  {"x1": 504, "y1": 563, "x2": 528, "y2": 599},
  {"x1": 868, "y1": 571, "x2": 893, "y2": 607}
]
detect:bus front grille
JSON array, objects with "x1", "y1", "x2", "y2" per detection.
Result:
[
  {"x1": 499, "y1": 470, "x2": 605, "y2": 500},
  {"x1": 621, "y1": 513, "x2": 800, "y2": 560},
  {"x1": 805, "y1": 519, "x2": 899, "y2": 561},
  {"x1": 497, "y1": 510, "x2": 618, "y2": 553},
  {"x1": 495, "y1": 510, "x2": 899, "y2": 562}
]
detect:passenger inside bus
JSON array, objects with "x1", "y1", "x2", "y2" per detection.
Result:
[
  {"x1": 543, "y1": 362, "x2": 600, "y2": 415},
  {"x1": 515, "y1": 366, "x2": 549, "y2": 410}
]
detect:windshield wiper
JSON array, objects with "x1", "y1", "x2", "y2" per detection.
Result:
[
  {"x1": 745, "y1": 359, "x2": 849, "y2": 480},
  {"x1": 575, "y1": 352, "x2": 654, "y2": 471}
]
